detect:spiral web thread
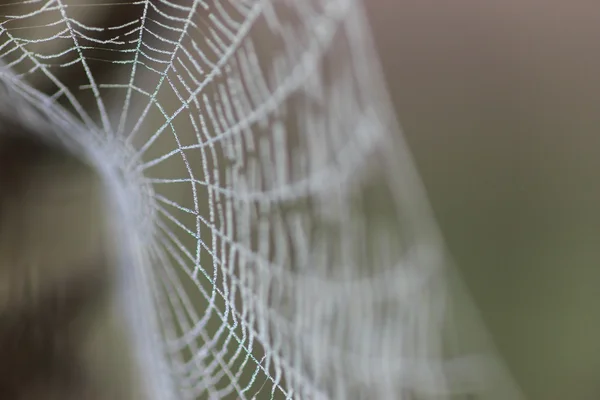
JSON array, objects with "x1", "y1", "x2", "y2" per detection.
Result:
[{"x1": 0, "y1": 0, "x2": 517, "y2": 399}]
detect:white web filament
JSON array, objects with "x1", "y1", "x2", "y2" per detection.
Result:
[{"x1": 0, "y1": 0, "x2": 520, "y2": 399}]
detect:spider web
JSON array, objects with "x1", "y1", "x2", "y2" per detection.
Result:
[{"x1": 0, "y1": 1, "x2": 519, "y2": 399}]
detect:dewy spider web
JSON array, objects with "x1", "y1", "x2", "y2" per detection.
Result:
[{"x1": 0, "y1": 0, "x2": 521, "y2": 399}]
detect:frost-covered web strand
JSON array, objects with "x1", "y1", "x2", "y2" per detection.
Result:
[{"x1": 0, "y1": 0, "x2": 517, "y2": 399}]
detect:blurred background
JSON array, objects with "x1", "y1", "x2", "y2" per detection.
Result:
[
  {"x1": 365, "y1": 1, "x2": 600, "y2": 399},
  {"x1": 2, "y1": 1, "x2": 600, "y2": 399}
]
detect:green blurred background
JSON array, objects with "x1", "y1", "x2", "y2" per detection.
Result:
[{"x1": 366, "y1": 1, "x2": 600, "y2": 399}]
